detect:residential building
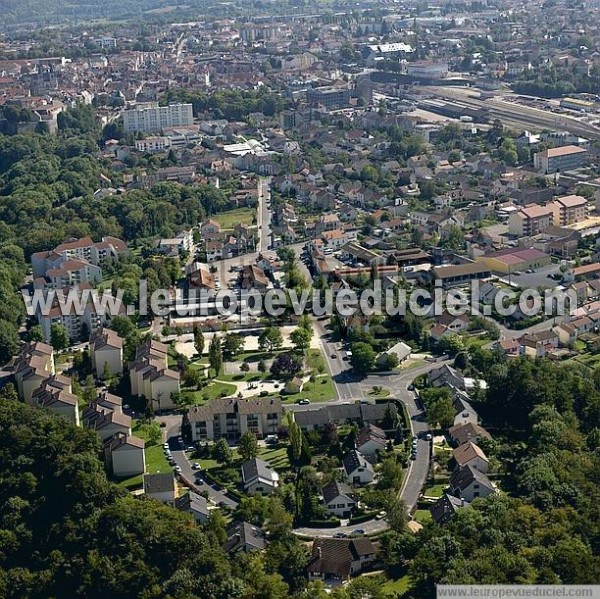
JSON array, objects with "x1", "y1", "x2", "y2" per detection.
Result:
[
  {"x1": 306, "y1": 86, "x2": 351, "y2": 110},
  {"x1": 31, "y1": 235, "x2": 127, "y2": 279},
  {"x1": 448, "y1": 422, "x2": 492, "y2": 446},
  {"x1": 428, "y1": 364, "x2": 464, "y2": 389},
  {"x1": 322, "y1": 481, "x2": 358, "y2": 518},
  {"x1": 308, "y1": 538, "x2": 378, "y2": 584},
  {"x1": 175, "y1": 491, "x2": 211, "y2": 524},
  {"x1": 12, "y1": 341, "x2": 55, "y2": 402},
  {"x1": 452, "y1": 392, "x2": 479, "y2": 426},
  {"x1": 129, "y1": 339, "x2": 181, "y2": 411},
  {"x1": 223, "y1": 521, "x2": 266, "y2": 554},
  {"x1": 453, "y1": 442, "x2": 489, "y2": 473},
  {"x1": 143, "y1": 472, "x2": 176, "y2": 503},
  {"x1": 241, "y1": 457, "x2": 280, "y2": 495},
  {"x1": 292, "y1": 402, "x2": 397, "y2": 432},
  {"x1": 30, "y1": 379, "x2": 80, "y2": 425},
  {"x1": 449, "y1": 464, "x2": 495, "y2": 502},
  {"x1": 104, "y1": 432, "x2": 145, "y2": 478},
  {"x1": 90, "y1": 328, "x2": 124, "y2": 379},
  {"x1": 430, "y1": 493, "x2": 470, "y2": 525},
  {"x1": 240, "y1": 264, "x2": 269, "y2": 290},
  {"x1": 356, "y1": 424, "x2": 387, "y2": 459},
  {"x1": 533, "y1": 145, "x2": 588, "y2": 173},
  {"x1": 123, "y1": 102, "x2": 194, "y2": 133},
  {"x1": 550, "y1": 194, "x2": 588, "y2": 226},
  {"x1": 343, "y1": 450, "x2": 375, "y2": 485},
  {"x1": 83, "y1": 402, "x2": 132, "y2": 441},
  {"x1": 135, "y1": 136, "x2": 171, "y2": 153},
  {"x1": 376, "y1": 341, "x2": 411, "y2": 368},
  {"x1": 509, "y1": 205, "x2": 554, "y2": 236},
  {"x1": 185, "y1": 398, "x2": 283, "y2": 442}
]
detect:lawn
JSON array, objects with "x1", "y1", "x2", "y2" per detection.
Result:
[
  {"x1": 280, "y1": 374, "x2": 336, "y2": 404},
  {"x1": 117, "y1": 445, "x2": 171, "y2": 491},
  {"x1": 213, "y1": 207, "x2": 256, "y2": 230},
  {"x1": 368, "y1": 387, "x2": 391, "y2": 398},
  {"x1": 181, "y1": 381, "x2": 238, "y2": 405},
  {"x1": 258, "y1": 445, "x2": 290, "y2": 470},
  {"x1": 413, "y1": 509, "x2": 433, "y2": 524},
  {"x1": 219, "y1": 372, "x2": 267, "y2": 384},
  {"x1": 422, "y1": 483, "x2": 448, "y2": 498},
  {"x1": 381, "y1": 575, "x2": 411, "y2": 597}
]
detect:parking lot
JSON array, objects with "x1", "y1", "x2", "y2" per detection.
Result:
[{"x1": 508, "y1": 264, "x2": 562, "y2": 290}]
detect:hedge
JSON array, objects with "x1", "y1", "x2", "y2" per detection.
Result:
[
  {"x1": 349, "y1": 511, "x2": 379, "y2": 525},
  {"x1": 305, "y1": 518, "x2": 341, "y2": 528}
]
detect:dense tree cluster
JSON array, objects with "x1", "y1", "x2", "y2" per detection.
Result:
[{"x1": 161, "y1": 88, "x2": 289, "y2": 121}]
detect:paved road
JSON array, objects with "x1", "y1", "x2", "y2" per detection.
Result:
[
  {"x1": 163, "y1": 418, "x2": 238, "y2": 509},
  {"x1": 313, "y1": 317, "x2": 364, "y2": 401},
  {"x1": 256, "y1": 176, "x2": 272, "y2": 253},
  {"x1": 293, "y1": 361, "x2": 450, "y2": 537}
]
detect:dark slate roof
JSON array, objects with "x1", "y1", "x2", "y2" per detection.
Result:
[
  {"x1": 342, "y1": 450, "x2": 374, "y2": 476},
  {"x1": 143, "y1": 472, "x2": 175, "y2": 494},
  {"x1": 430, "y1": 493, "x2": 469, "y2": 525},
  {"x1": 241, "y1": 457, "x2": 276, "y2": 485},
  {"x1": 449, "y1": 464, "x2": 494, "y2": 493},
  {"x1": 175, "y1": 491, "x2": 210, "y2": 517},
  {"x1": 223, "y1": 521, "x2": 266, "y2": 553},
  {"x1": 322, "y1": 480, "x2": 357, "y2": 505},
  {"x1": 309, "y1": 538, "x2": 377, "y2": 577}
]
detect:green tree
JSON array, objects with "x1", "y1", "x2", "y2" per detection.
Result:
[
  {"x1": 208, "y1": 335, "x2": 223, "y2": 377},
  {"x1": 193, "y1": 325, "x2": 205, "y2": 357},
  {"x1": 50, "y1": 323, "x2": 70, "y2": 350},
  {"x1": 212, "y1": 437, "x2": 232, "y2": 465},
  {"x1": 239, "y1": 431, "x2": 259, "y2": 461},
  {"x1": 222, "y1": 333, "x2": 244, "y2": 359},
  {"x1": 350, "y1": 342, "x2": 376, "y2": 373},
  {"x1": 290, "y1": 327, "x2": 312, "y2": 354},
  {"x1": 0, "y1": 320, "x2": 19, "y2": 364},
  {"x1": 259, "y1": 326, "x2": 284, "y2": 352}
]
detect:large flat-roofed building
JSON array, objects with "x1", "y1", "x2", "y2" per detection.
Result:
[
  {"x1": 123, "y1": 102, "x2": 194, "y2": 133},
  {"x1": 477, "y1": 247, "x2": 551, "y2": 275},
  {"x1": 534, "y1": 145, "x2": 588, "y2": 174},
  {"x1": 509, "y1": 205, "x2": 554, "y2": 236},
  {"x1": 407, "y1": 60, "x2": 448, "y2": 79},
  {"x1": 432, "y1": 263, "x2": 492, "y2": 288},
  {"x1": 306, "y1": 86, "x2": 351, "y2": 110},
  {"x1": 184, "y1": 398, "x2": 283, "y2": 442}
]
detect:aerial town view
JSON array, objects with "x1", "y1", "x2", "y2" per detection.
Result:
[{"x1": 1, "y1": 0, "x2": 600, "y2": 597}]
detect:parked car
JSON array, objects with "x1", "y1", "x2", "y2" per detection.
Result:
[
  {"x1": 333, "y1": 532, "x2": 347, "y2": 538},
  {"x1": 425, "y1": 433, "x2": 432, "y2": 441},
  {"x1": 352, "y1": 529, "x2": 365, "y2": 536},
  {"x1": 173, "y1": 465, "x2": 182, "y2": 473},
  {"x1": 192, "y1": 462, "x2": 201, "y2": 470},
  {"x1": 298, "y1": 399, "x2": 311, "y2": 405}
]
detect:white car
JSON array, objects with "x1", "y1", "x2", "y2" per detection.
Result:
[{"x1": 173, "y1": 465, "x2": 182, "y2": 473}]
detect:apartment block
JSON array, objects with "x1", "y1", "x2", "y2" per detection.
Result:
[
  {"x1": 549, "y1": 194, "x2": 588, "y2": 226},
  {"x1": 122, "y1": 102, "x2": 194, "y2": 133},
  {"x1": 509, "y1": 205, "x2": 554, "y2": 236},
  {"x1": 31, "y1": 235, "x2": 127, "y2": 280},
  {"x1": 31, "y1": 375, "x2": 80, "y2": 426},
  {"x1": 129, "y1": 339, "x2": 180, "y2": 411},
  {"x1": 11, "y1": 342, "x2": 56, "y2": 402},
  {"x1": 90, "y1": 328, "x2": 124, "y2": 379},
  {"x1": 184, "y1": 397, "x2": 283, "y2": 442},
  {"x1": 533, "y1": 145, "x2": 588, "y2": 173}
]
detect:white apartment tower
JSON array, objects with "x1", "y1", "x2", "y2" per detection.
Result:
[{"x1": 122, "y1": 102, "x2": 194, "y2": 133}]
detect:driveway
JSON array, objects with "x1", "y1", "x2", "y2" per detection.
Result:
[{"x1": 164, "y1": 418, "x2": 238, "y2": 509}]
